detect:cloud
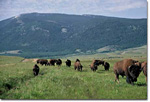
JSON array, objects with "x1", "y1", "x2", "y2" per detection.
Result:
[{"x1": 105, "y1": 0, "x2": 147, "y2": 12}]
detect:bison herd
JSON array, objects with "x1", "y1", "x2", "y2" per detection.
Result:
[{"x1": 33, "y1": 58, "x2": 147, "y2": 85}]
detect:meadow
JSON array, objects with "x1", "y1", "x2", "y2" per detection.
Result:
[{"x1": 0, "y1": 54, "x2": 147, "y2": 100}]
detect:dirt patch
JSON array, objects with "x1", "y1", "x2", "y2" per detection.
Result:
[
  {"x1": 22, "y1": 59, "x2": 31, "y2": 62},
  {"x1": 32, "y1": 59, "x2": 38, "y2": 63},
  {"x1": 21, "y1": 58, "x2": 38, "y2": 63}
]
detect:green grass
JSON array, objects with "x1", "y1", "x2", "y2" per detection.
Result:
[{"x1": 0, "y1": 56, "x2": 147, "y2": 99}]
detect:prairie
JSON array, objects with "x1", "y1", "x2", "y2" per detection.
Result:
[{"x1": 0, "y1": 55, "x2": 147, "y2": 99}]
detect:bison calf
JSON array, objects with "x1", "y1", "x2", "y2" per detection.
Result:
[{"x1": 33, "y1": 64, "x2": 40, "y2": 76}]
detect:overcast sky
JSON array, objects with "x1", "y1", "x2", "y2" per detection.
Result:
[{"x1": 0, "y1": 0, "x2": 147, "y2": 21}]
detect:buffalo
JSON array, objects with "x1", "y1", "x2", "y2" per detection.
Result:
[
  {"x1": 90, "y1": 60, "x2": 110, "y2": 71},
  {"x1": 141, "y1": 61, "x2": 147, "y2": 82},
  {"x1": 56, "y1": 59, "x2": 62, "y2": 66},
  {"x1": 65, "y1": 59, "x2": 71, "y2": 67},
  {"x1": 37, "y1": 59, "x2": 48, "y2": 66},
  {"x1": 90, "y1": 60, "x2": 99, "y2": 71},
  {"x1": 48, "y1": 59, "x2": 57, "y2": 66},
  {"x1": 33, "y1": 64, "x2": 40, "y2": 76},
  {"x1": 113, "y1": 59, "x2": 142, "y2": 84},
  {"x1": 103, "y1": 62, "x2": 110, "y2": 71},
  {"x1": 74, "y1": 59, "x2": 83, "y2": 71}
]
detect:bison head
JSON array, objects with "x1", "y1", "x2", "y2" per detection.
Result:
[
  {"x1": 128, "y1": 65, "x2": 142, "y2": 82},
  {"x1": 76, "y1": 59, "x2": 80, "y2": 62}
]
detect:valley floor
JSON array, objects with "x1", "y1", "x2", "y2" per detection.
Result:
[{"x1": 0, "y1": 56, "x2": 147, "y2": 99}]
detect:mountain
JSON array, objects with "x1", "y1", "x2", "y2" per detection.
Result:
[{"x1": 0, "y1": 13, "x2": 147, "y2": 58}]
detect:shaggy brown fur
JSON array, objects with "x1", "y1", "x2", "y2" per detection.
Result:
[
  {"x1": 74, "y1": 60, "x2": 83, "y2": 71},
  {"x1": 141, "y1": 61, "x2": 147, "y2": 82},
  {"x1": 113, "y1": 59, "x2": 142, "y2": 84}
]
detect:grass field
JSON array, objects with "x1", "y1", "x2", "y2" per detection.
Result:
[{"x1": 0, "y1": 54, "x2": 147, "y2": 100}]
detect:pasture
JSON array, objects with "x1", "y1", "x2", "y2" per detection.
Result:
[{"x1": 0, "y1": 55, "x2": 147, "y2": 99}]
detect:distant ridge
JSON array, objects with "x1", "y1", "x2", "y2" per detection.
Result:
[{"x1": 0, "y1": 13, "x2": 147, "y2": 58}]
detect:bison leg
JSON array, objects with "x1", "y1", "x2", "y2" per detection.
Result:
[
  {"x1": 34, "y1": 72, "x2": 37, "y2": 76},
  {"x1": 104, "y1": 67, "x2": 108, "y2": 71},
  {"x1": 115, "y1": 73, "x2": 119, "y2": 83},
  {"x1": 126, "y1": 76, "x2": 133, "y2": 84},
  {"x1": 80, "y1": 67, "x2": 82, "y2": 72},
  {"x1": 74, "y1": 67, "x2": 77, "y2": 70},
  {"x1": 77, "y1": 67, "x2": 80, "y2": 71}
]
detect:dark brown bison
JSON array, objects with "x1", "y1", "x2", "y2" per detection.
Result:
[
  {"x1": 113, "y1": 59, "x2": 142, "y2": 84},
  {"x1": 37, "y1": 59, "x2": 48, "y2": 66},
  {"x1": 37, "y1": 59, "x2": 41, "y2": 64},
  {"x1": 56, "y1": 59, "x2": 62, "y2": 66},
  {"x1": 65, "y1": 59, "x2": 71, "y2": 67},
  {"x1": 141, "y1": 61, "x2": 147, "y2": 82},
  {"x1": 33, "y1": 64, "x2": 40, "y2": 76},
  {"x1": 74, "y1": 59, "x2": 83, "y2": 71},
  {"x1": 48, "y1": 59, "x2": 57, "y2": 66},
  {"x1": 103, "y1": 62, "x2": 110, "y2": 70}
]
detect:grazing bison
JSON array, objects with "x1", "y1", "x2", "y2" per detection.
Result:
[
  {"x1": 141, "y1": 61, "x2": 147, "y2": 82},
  {"x1": 90, "y1": 60, "x2": 110, "y2": 71},
  {"x1": 65, "y1": 59, "x2": 71, "y2": 67},
  {"x1": 74, "y1": 59, "x2": 83, "y2": 71},
  {"x1": 90, "y1": 62, "x2": 98, "y2": 71},
  {"x1": 90, "y1": 60, "x2": 99, "y2": 71},
  {"x1": 37, "y1": 59, "x2": 48, "y2": 66},
  {"x1": 49, "y1": 59, "x2": 57, "y2": 66},
  {"x1": 33, "y1": 64, "x2": 40, "y2": 76},
  {"x1": 113, "y1": 59, "x2": 142, "y2": 84},
  {"x1": 56, "y1": 59, "x2": 62, "y2": 66}
]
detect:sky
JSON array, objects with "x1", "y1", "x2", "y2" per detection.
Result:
[{"x1": 0, "y1": 0, "x2": 147, "y2": 21}]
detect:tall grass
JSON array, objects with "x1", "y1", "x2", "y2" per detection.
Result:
[{"x1": 0, "y1": 56, "x2": 147, "y2": 99}]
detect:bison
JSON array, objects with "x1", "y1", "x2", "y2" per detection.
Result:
[
  {"x1": 90, "y1": 63, "x2": 98, "y2": 71},
  {"x1": 48, "y1": 59, "x2": 57, "y2": 66},
  {"x1": 33, "y1": 64, "x2": 40, "y2": 76},
  {"x1": 90, "y1": 60, "x2": 110, "y2": 71},
  {"x1": 103, "y1": 62, "x2": 110, "y2": 71},
  {"x1": 37, "y1": 59, "x2": 48, "y2": 66},
  {"x1": 65, "y1": 59, "x2": 71, "y2": 67},
  {"x1": 113, "y1": 59, "x2": 142, "y2": 84},
  {"x1": 141, "y1": 61, "x2": 147, "y2": 82},
  {"x1": 74, "y1": 59, "x2": 83, "y2": 71},
  {"x1": 90, "y1": 60, "x2": 99, "y2": 71},
  {"x1": 56, "y1": 59, "x2": 62, "y2": 66}
]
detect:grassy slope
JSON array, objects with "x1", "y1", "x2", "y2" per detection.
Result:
[{"x1": 0, "y1": 55, "x2": 147, "y2": 99}]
